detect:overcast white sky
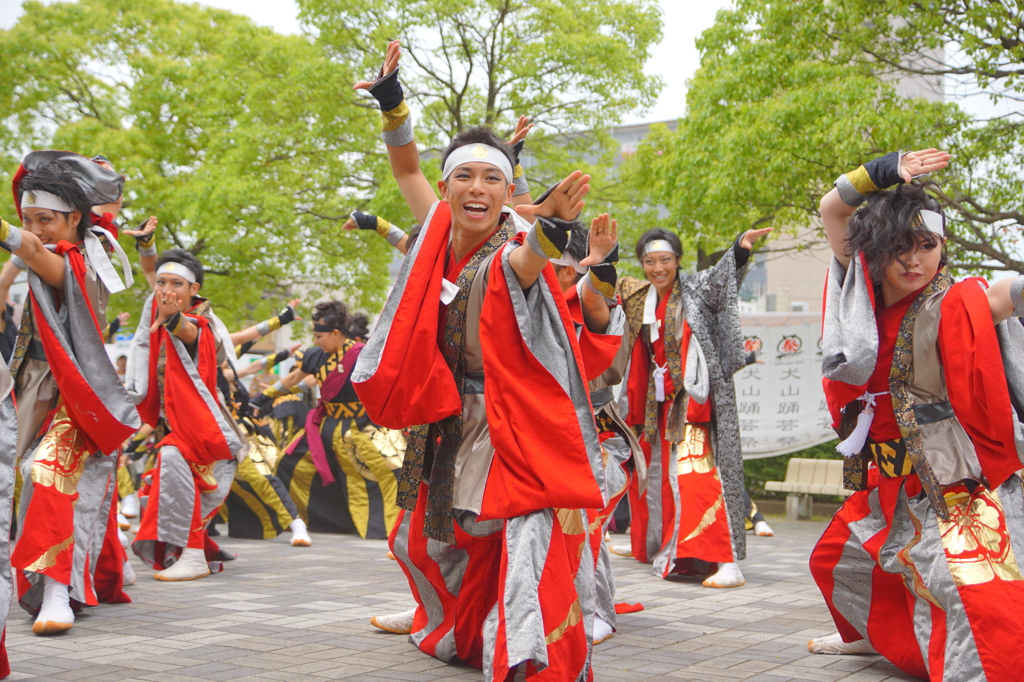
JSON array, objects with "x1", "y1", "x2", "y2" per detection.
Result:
[{"x1": 1, "y1": 0, "x2": 720, "y2": 125}]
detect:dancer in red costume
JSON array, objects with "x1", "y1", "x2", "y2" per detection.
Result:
[
  {"x1": 352, "y1": 41, "x2": 606, "y2": 680},
  {"x1": 609, "y1": 224, "x2": 770, "y2": 588},
  {"x1": 3, "y1": 152, "x2": 140, "y2": 635},
  {"x1": 126, "y1": 248, "x2": 247, "y2": 581},
  {"x1": 808, "y1": 148, "x2": 1024, "y2": 682}
]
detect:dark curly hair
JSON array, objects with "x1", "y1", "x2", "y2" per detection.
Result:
[
  {"x1": 312, "y1": 300, "x2": 349, "y2": 334},
  {"x1": 441, "y1": 126, "x2": 516, "y2": 173},
  {"x1": 635, "y1": 228, "x2": 682, "y2": 264},
  {"x1": 846, "y1": 182, "x2": 947, "y2": 282},
  {"x1": 156, "y1": 248, "x2": 204, "y2": 288},
  {"x1": 347, "y1": 312, "x2": 370, "y2": 341},
  {"x1": 19, "y1": 161, "x2": 92, "y2": 240}
]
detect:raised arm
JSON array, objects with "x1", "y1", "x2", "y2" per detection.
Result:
[
  {"x1": 0, "y1": 218, "x2": 70, "y2": 288},
  {"x1": 508, "y1": 115, "x2": 535, "y2": 207},
  {"x1": 354, "y1": 41, "x2": 437, "y2": 226},
  {"x1": 823, "y1": 149, "x2": 951, "y2": 270},
  {"x1": 122, "y1": 216, "x2": 159, "y2": 289},
  {"x1": 229, "y1": 300, "x2": 300, "y2": 347},
  {"x1": 511, "y1": 170, "x2": 591, "y2": 290},
  {"x1": 345, "y1": 211, "x2": 410, "y2": 255},
  {"x1": 578, "y1": 214, "x2": 618, "y2": 332}
]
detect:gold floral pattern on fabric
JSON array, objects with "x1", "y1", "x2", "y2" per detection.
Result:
[
  {"x1": 870, "y1": 439, "x2": 913, "y2": 478},
  {"x1": 642, "y1": 279, "x2": 684, "y2": 443},
  {"x1": 939, "y1": 486, "x2": 1024, "y2": 587},
  {"x1": 545, "y1": 598, "x2": 583, "y2": 645},
  {"x1": 9, "y1": 297, "x2": 32, "y2": 388},
  {"x1": 31, "y1": 417, "x2": 90, "y2": 494},
  {"x1": 895, "y1": 510, "x2": 942, "y2": 608},
  {"x1": 681, "y1": 482, "x2": 724, "y2": 544},
  {"x1": 25, "y1": 534, "x2": 74, "y2": 573},
  {"x1": 678, "y1": 423, "x2": 714, "y2": 475},
  {"x1": 840, "y1": 402, "x2": 870, "y2": 492},
  {"x1": 556, "y1": 508, "x2": 586, "y2": 536},
  {"x1": 616, "y1": 276, "x2": 649, "y2": 352},
  {"x1": 889, "y1": 269, "x2": 953, "y2": 519}
]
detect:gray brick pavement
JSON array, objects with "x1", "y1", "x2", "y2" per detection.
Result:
[{"x1": 4, "y1": 519, "x2": 914, "y2": 681}]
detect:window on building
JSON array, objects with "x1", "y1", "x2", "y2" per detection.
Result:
[{"x1": 791, "y1": 301, "x2": 807, "y2": 312}]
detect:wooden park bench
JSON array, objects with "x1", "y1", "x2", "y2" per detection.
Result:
[{"x1": 764, "y1": 458, "x2": 853, "y2": 520}]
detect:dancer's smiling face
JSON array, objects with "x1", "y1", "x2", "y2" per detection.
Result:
[
  {"x1": 438, "y1": 162, "x2": 514, "y2": 238},
  {"x1": 21, "y1": 207, "x2": 81, "y2": 245},
  {"x1": 642, "y1": 250, "x2": 678, "y2": 295}
]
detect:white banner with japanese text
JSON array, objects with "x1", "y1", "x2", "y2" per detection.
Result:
[{"x1": 736, "y1": 312, "x2": 834, "y2": 459}]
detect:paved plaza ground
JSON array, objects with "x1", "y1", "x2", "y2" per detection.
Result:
[{"x1": 4, "y1": 518, "x2": 915, "y2": 681}]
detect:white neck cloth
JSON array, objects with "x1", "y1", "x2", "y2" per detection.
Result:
[
  {"x1": 157, "y1": 261, "x2": 197, "y2": 284},
  {"x1": 22, "y1": 190, "x2": 72, "y2": 213},
  {"x1": 442, "y1": 144, "x2": 514, "y2": 184}
]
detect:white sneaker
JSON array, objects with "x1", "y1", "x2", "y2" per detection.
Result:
[
  {"x1": 122, "y1": 560, "x2": 137, "y2": 586},
  {"x1": 121, "y1": 493, "x2": 140, "y2": 518},
  {"x1": 593, "y1": 616, "x2": 615, "y2": 645},
  {"x1": 703, "y1": 562, "x2": 745, "y2": 588},
  {"x1": 33, "y1": 576, "x2": 74, "y2": 635},
  {"x1": 608, "y1": 544, "x2": 633, "y2": 558},
  {"x1": 117, "y1": 527, "x2": 129, "y2": 549},
  {"x1": 154, "y1": 547, "x2": 211, "y2": 582},
  {"x1": 289, "y1": 517, "x2": 311, "y2": 547},
  {"x1": 370, "y1": 608, "x2": 416, "y2": 634},
  {"x1": 808, "y1": 632, "x2": 877, "y2": 655},
  {"x1": 754, "y1": 520, "x2": 774, "y2": 537}
]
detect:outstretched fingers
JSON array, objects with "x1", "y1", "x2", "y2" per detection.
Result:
[{"x1": 354, "y1": 40, "x2": 401, "y2": 91}]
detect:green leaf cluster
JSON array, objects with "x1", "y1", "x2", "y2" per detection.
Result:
[
  {"x1": 0, "y1": 0, "x2": 395, "y2": 327},
  {"x1": 298, "y1": 0, "x2": 664, "y2": 226},
  {"x1": 624, "y1": 0, "x2": 1024, "y2": 275}
]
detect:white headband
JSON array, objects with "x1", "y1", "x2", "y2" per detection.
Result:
[
  {"x1": 156, "y1": 261, "x2": 197, "y2": 284},
  {"x1": 643, "y1": 239, "x2": 678, "y2": 257},
  {"x1": 442, "y1": 144, "x2": 514, "y2": 184},
  {"x1": 918, "y1": 209, "x2": 945, "y2": 236},
  {"x1": 21, "y1": 190, "x2": 72, "y2": 213}
]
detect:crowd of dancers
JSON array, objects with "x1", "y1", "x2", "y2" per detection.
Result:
[{"x1": 0, "y1": 38, "x2": 1020, "y2": 682}]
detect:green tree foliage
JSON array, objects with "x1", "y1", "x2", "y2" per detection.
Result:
[
  {"x1": 298, "y1": 0, "x2": 664, "y2": 219},
  {"x1": 0, "y1": 0, "x2": 394, "y2": 326},
  {"x1": 626, "y1": 0, "x2": 1024, "y2": 274}
]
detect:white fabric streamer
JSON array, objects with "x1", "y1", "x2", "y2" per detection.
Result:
[
  {"x1": 835, "y1": 391, "x2": 889, "y2": 458},
  {"x1": 83, "y1": 228, "x2": 133, "y2": 294},
  {"x1": 653, "y1": 363, "x2": 669, "y2": 403}
]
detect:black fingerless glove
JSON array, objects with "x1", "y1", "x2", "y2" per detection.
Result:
[
  {"x1": 367, "y1": 67, "x2": 413, "y2": 146},
  {"x1": 586, "y1": 244, "x2": 619, "y2": 303},
  {"x1": 527, "y1": 216, "x2": 575, "y2": 259},
  {"x1": 834, "y1": 151, "x2": 905, "y2": 207},
  {"x1": 732, "y1": 232, "x2": 751, "y2": 269}
]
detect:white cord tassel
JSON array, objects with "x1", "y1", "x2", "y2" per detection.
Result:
[
  {"x1": 653, "y1": 364, "x2": 669, "y2": 402},
  {"x1": 836, "y1": 391, "x2": 888, "y2": 458}
]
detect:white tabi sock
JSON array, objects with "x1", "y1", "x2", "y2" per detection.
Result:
[
  {"x1": 808, "y1": 632, "x2": 878, "y2": 655},
  {"x1": 154, "y1": 547, "x2": 211, "y2": 582},
  {"x1": 33, "y1": 576, "x2": 74, "y2": 635},
  {"x1": 121, "y1": 492, "x2": 140, "y2": 518},
  {"x1": 702, "y1": 562, "x2": 746, "y2": 588},
  {"x1": 753, "y1": 520, "x2": 774, "y2": 537},
  {"x1": 289, "y1": 517, "x2": 311, "y2": 547},
  {"x1": 593, "y1": 616, "x2": 615, "y2": 644},
  {"x1": 122, "y1": 559, "x2": 136, "y2": 586},
  {"x1": 370, "y1": 608, "x2": 416, "y2": 634}
]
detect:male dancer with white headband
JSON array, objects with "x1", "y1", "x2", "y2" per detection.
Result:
[
  {"x1": 611, "y1": 221, "x2": 771, "y2": 589},
  {"x1": 2, "y1": 152, "x2": 140, "y2": 635},
  {"x1": 807, "y1": 149, "x2": 1024, "y2": 681},
  {"x1": 125, "y1": 248, "x2": 247, "y2": 581},
  {"x1": 352, "y1": 41, "x2": 606, "y2": 680}
]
